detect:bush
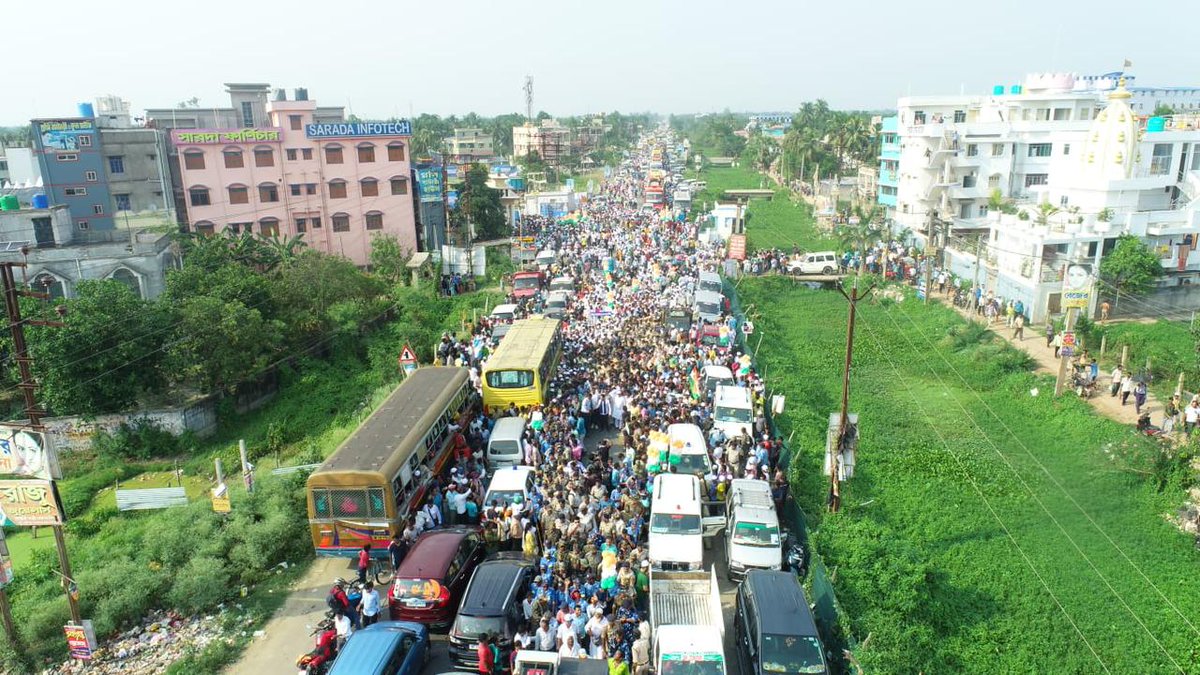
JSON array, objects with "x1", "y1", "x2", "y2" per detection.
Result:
[
  {"x1": 79, "y1": 557, "x2": 170, "y2": 638},
  {"x1": 57, "y1": 461, "x2": 143, "y2": 518},
  {"x1": 92, "y1": 418, "x2": 186, "y2": 462},
  {"x1": 167, "y1": 556, "x2": 234, "y2": 614}
]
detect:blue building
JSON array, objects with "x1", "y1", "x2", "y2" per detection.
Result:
[
  {"x1": 32, "y1": 113, "x2": 115, "y2": 231},
  {"x1": 877, "y1": 116, "x2": 899, "y2": 211}
]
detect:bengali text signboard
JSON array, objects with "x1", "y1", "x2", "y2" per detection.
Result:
[
  {"x1": 171, "y1": 128, "x2": 283, "y2": 144},
  {"x1": 0, "y1": 479, "x2": 65, "y2": 526}
]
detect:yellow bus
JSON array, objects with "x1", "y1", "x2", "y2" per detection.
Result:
[
  {"x1": 481, "y1": 316, "x2": 563, "y2": 414},
  {"x1": 306, "y1": 367, "x2": 474, "y2": 558}
]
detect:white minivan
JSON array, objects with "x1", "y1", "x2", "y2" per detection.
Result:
[
  {"x1": 666, "y1": 423, "x2": 711, "y2": 476},
  {"x1": 701, "y1": 365, "x2": 735, "y2": 398},
  {"x1": 724, "y1": 479, "x2": 782, "y2": 581},
  {"x1": 649, "y1": 473, "x2": 705, "y2": 571},
  {"x1": 713, "y1": 385, "x2": 754, "y2": 440},
  {"x1": 483, "y1": 465, "x2": 535, "y2": 511},
  {"x1": 487, "y1": 417, "x2": 527, "y2": 469},
  {"x1": 491, "y1": 304, "x2": 519, "y2": 323}
]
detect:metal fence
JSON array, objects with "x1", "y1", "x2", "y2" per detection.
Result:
[
  {"x1": 114, "y1": 487, "x2": 188, "y2": 512},
  {"x1": 725, "y1": 277, "x2": 859, "y2": 672}
]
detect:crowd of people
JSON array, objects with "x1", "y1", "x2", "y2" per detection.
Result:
[{"x1": 378, "y1": 144, "x2": 793, "y2": 675}]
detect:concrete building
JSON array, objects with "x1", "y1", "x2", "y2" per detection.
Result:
[
  {"x1": 925, "y1": 81, "x2": 1200, "y2": 321},
  {"x1": 445, "y1": 128, "x2": 494, "y2": 163},
  {"x1": 513, "y1": 121, "x2": 570, "y2": 164},
  {"x1": 1, "y1": 147, "x2": 43, "y2": 187},
  {"x1": 884, "y1": 71, "x2": 1200, "y2": 242},
  {"x1": 0, "y1": 203, "x2": 174, "y2": 299},
  {"x1": 171, "y1": 92, "x2": 418, "y2": 266},
  {"x1": 146, "y1": 83, "x2": 345, "y2": 224},
  {"x1": 32, "y1": 115, "x2": 115, "y2": 231}
]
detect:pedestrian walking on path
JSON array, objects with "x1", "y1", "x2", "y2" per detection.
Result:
[
  {"x1": 1012, "y1": 314, "x2": 1025, "y2": 340},
  {"x1": 1045, "y1": 323, "x2": 1055, "y2": 348},
  {"x1": 1134, "y1": 380, "x2": 1148, "y2": 414}
]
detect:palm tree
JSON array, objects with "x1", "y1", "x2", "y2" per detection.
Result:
[
  {"x1": 259, "y1": 233, "x2": 308, "y2": 267},
  {"x1": 782, "y1": 130, "x2": 822, "y2": 181},
  {"x1": 837, "y1": 205, "x2": 885, "y2": 276},
  {"x1": 1034, "y1": 201, "x2": 1061, "y2": 228}
]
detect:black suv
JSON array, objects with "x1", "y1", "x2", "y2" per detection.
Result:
[{"x1": 447, "y1": 552, "x2": 535, "y2": 671}]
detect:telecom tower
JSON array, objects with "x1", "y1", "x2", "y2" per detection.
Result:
[{"x1": 524, "y1": 76, "x2": 534, "y2": 124}]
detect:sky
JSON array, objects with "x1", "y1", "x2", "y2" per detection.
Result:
[{"x1": 2, "y1": 0, "x2": 1199, "y2": 126}]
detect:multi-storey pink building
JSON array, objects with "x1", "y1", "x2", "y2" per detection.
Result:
[{"x1": 171, "y1": 98, "x2": 417, "y2": 265}]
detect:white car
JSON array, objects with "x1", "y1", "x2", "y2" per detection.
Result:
[{"x1": 787, "y1": 251, "x2": 839, "y2": 275}]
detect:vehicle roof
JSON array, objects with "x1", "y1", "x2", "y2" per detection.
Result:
[
  {"x1": 667, "y1": 423, "x2": 707, "y2": 453},
  {"x1": 484, "y1": 317, "x2": 561, "y2": 372},
  {"x1": 806, "y1": 250, "x2": 837, "y2": 257},
  {"x1": 308, "y1": 368, "x2": 469, "y2": 480},
  {"x1": 744, "y1": 570, "x2": 818, "y2": 636},
  {"x1": 396, "y1": 527, "x2": 475, "y2": 578},
  {"x1": 703, "y1": 365, "x2": 733, "y2": 377},
  {"x1": 460, "y1": 558, "x2": 533, "y2": 616},
  {"x1": 547, "y1": 290, "x2": 571, "y2": 301},
  {"x1": 490, "y1": 417, "x2": 527, "y2": 437},
  {"x1": 714, "y1": 385, "x2": 752, "y2": 406},
  {"x1": 492, "y1": 303, "x2": 519, "y2": 313},
  {"x1": 513, "y1": 270, "x2": 541, "y2": 277},
  {"x1": 730, "y1": 478, "x2": 773, "y2": 503},
  {"x1": 328, "y1": 621, "x2": 426, "y2": 674},
  {"x1": 698, "y1": 271, "x2": 721, "y2": 281},
  {"x1": 486, "y1": 466, "x2": 534, "y2": 492},
  {"x1": 653, "y1": 472, "x2": 700, "y2": 502},
  {"x1": 550, "y1": 276, "x2": 573, "y2": 284},
  {"x1": 695, "y1": 290, "x2": 723, "y2": 301}
]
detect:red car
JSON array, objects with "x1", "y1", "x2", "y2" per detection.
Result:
[{"x1": 389, "y1": 527, "x2": 486, "y2": 630}]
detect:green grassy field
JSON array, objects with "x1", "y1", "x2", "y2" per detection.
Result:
[
  {"x1": 742, "y1": 278, "x2": 1200, "y2": 674},
  {"x1": 1075, "y1": 318, "x2": 1198, "y2": 400},
  {"x1": 687, "y1": 165, "x2": 836, "y2": 252}
]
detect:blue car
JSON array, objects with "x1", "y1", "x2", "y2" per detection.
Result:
[{"x1": 328, "y1": 621, "x2": 430, "y2": 675}]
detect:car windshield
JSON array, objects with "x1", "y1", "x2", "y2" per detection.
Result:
[
  {"x1": 660, "y1": 654, "x2": 724, "y2": 675},
  {"x1": 732, "y1": 522, "x2": 779, "y2": 547},
  {"x1": 650, "y1": 513, "x2": 701, "y2": 535},
  {"x1": 697, "y1": 302, "x2": 720, "y2": 316},
  {"x1": 670, "y1": 452, "x2": 709, "y2": 475},
  {"x1": 761, "y1": 634, "x2": 826, "y2": 674},
  {"x1": 513, "y1": 276, "x2": 540, "y2": 290},
  {"x1": 487, "y1": 489, "x2": 525, "y2": 507},
  {"x1": 455, "y1": 614, "x2": 505, "y2": 638},
  {"x1": 715, "y1": 405, "x2": 752, "y2": 423},
  {"x1": 486, "y1": 370, "x2": 534, "y2": 389}
]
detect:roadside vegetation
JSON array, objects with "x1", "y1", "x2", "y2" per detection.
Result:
[
  {"x1": 0, "y1": 229, "x2": 505, "y2": 669},
  {"x1": 1074, "y1": 317, "x2": 1198, "y2": 399},
  {"x1": 742, "y1": 277, "x2": 1200, "y2": 673}
]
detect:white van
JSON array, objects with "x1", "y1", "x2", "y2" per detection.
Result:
[
  {"x1": 724, "y1": 479, "x2": 782, "y2": 581},
  {"x1": 713, "y1": 385, "x2": 754, "y2": 440},
  {"x1": 483, "y1": 465, "x2": 535, "y2": 511},
  {"x1": 787, "y1": 251, "x2": 839, "y2": 275},
  {"x1": 491, "y1": 304, "x2": 519, "y2": 323},
  {"x1": 548, "y1": 276, "x2": 575, "y2": 293},
  {"x1": 487, "y1": 417, "x2": 527, "y2": 469},
  {"x1": 649, "y1": 473, "x2": 704, "y2": 571},
  {"x1": 697, "y1": 271, "x2": 723, "y2": 296},
  {"x1": 701, "y1": 365, "x2": 735, "y2": 398},
  {"x1": 666, "y1": 423, "x2": 710, "y2": 476},
  {"x1": 535, "y1": 249, "x2": 557, "y2": 270},
  {"x1": 694, "y1": 291, "x2": 724, "y2": 323}
]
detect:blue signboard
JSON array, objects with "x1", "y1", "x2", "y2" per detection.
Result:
[
  {"x1": 447, "y1": 191, "x2": 459, "y2": 209},
  {"x1": 305, "y1": 120, "x2": 412, "y2": 138},
  {"x1": 416, "y1": 169, "x2": 443, "y2": 203},
  {"x1": 446, "y1": 165, "x2": 459, "y2": 179}
]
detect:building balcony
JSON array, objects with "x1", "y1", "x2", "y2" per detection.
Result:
[
  {"x1": 948, "y1": 185, "x2": 988, "y2": 200},
  {"x1": 878, "y1": 192, "x2": 897, "y2": 207}
]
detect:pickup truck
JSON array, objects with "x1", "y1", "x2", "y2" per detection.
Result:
[
  {"x1": 649, "y1": 569, "x2": 726, "y2": 675},
  {"x1": 513, "y1": 650, "x2": 606, "y2": 675}
]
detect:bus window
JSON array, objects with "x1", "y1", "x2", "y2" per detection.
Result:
[{"x1": 487, "y1": 370, "x2": 534, "y2": 388}]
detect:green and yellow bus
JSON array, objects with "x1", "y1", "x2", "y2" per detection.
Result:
[
  {"x1": 481, "y1": 316, "x2": 563, "y2": 414},
  {"x1": 306, "y1": 367, "x2": 474, "y2": 558}
]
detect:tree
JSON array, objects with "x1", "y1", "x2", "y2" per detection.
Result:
[
  {"x1": 1099, "y1": 234, "x2": 1164, "y2": 310},
  {"x1": 18, "y1": 280, "x2": 170, "y2": 415},
  {"x1": 837, "y1": 205, "x2": 885, "y2": 276},
  {"x1": 167, "y1": 296, "x2": 283, "y2": 392},
  {"x1": 489, "y1": 113, "x2": 525, "y2": 158},
  {"x1": 741, "y1": 135, "x2": 778, "y2": 172},
  {"x1": 1153, "y1": 104, "x2": 1176, "y2": 117},
  {"x1": 454, "y1": 164, "x2": 507, "y2": 241},
  {"x1": 1033, "y1": 201, "x2": 1061, "y2": 228},
  {"x1": 369, "y1": 233, "x2": 409, "y2": 286}
]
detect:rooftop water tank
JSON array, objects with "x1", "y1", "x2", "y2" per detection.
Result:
[
  {"x1": 0, "y1": 195, "x2": 19, "y2": 211},
  {"x1": 1010, "y1": 85, "x2": 1022, "y2": 95},
  {"x1": 32, "y1": 194, "x2": 49, "y2": 209},
  {"x1": 78, "y1": 102, "x2": 95, "y2": 118},
  {"x1": 1146, "y1": 117, "x2": 1166, "y2": 133},
  {"x1": 294, "y1": 88, "x2": 309, "y2": 101},
  {"x1": 993, "y1": 85, "x2": 1005, "y2": 96}
]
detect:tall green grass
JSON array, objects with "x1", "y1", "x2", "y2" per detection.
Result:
[{"x1": 742, "y1": 277, "x2": 1200, "y2": 674}]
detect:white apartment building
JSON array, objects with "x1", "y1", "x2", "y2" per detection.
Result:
[{"x1": 887, "y1": 73, "x2": 1200, "y2": 321}]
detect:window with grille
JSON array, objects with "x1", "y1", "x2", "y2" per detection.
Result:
[
  {"x1": 325, "y1": 146, "x2": 343, "y2": 164},
  {"x1": 388, "y1": 143, "x2": 405, "y2": 162},
  {"x1": 332, "y1": 214, "x2": 350, "y2": 231},
  {"x1": 391, "y1": 177, "x2": 408, "y2": 195},
  {"x1": 361, "y1": 178, "x2": 379, "y2": 197},
  {"x1": 223, "y1": 150, "x2": 243, "y2": 169},
  {"x1": 329, "y1": 180, "x2": 347, "y2": 199},
  {"x1": 365, "y1": 211, "x2": 383, "y2": 230},
  {"x1": 184, "y1": 152, "x2": 206, "y2": 170},
  {"x1": 358, "y1": 144, "x2": 376, "y2": 163},
  {"x1": 228, "y1": 186, "x2": 249, "y2": 204},
  {"x1": 254, "y1": 148, "x2": 274, "y2": 167}
]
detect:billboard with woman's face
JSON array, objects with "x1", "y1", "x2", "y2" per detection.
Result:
[{"x1": 1063, "y1": 263, "x2": 1092, "y2": 309}]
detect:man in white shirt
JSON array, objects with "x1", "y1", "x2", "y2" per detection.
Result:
[
  {"x1": 555, "y1": 615, "x2": 574, "y2": 649},
  {"x1": 333, "y1": 610, "x2": 353, "y2": 650},
  {"x1": 536, "y1": 617, "x2": 556, "y2": 651},
  {"x1": 1185, "y1": 400, "x2": 1200, "y2": 436},
  {"x1": 358, "y1": 582, "x2": 381, "y2": 627}
]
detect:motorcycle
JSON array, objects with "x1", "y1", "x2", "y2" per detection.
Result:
[
  {"x1": 780, "y1": 531, "x2": 809, "y2": 580},
  {"x1": 1072, "y1": 370, "x2": 1095, "y2": 399},
  {"x1": 296, "y1": 619, "x2": 337, "y2": 675}
]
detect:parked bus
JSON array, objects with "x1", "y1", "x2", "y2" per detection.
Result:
[
  {"x1": 306, "y1": 368, "x2": 475, "y2": 558},
  {"x1": 481, "y1": 316, "x2": 562, "y2": 414}
]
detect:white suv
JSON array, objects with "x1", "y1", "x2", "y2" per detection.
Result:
[{"x1": 787, "y1": 251, "x2": 839, "y2": 275}]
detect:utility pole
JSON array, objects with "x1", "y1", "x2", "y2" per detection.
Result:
[
  {"x1": 971, "y1": 235, "x2": 983, "y2": 312},
  {"x1": 0, "y1": 262, "x2": 80, "y2": 628},
  {"x1": 1054, "y1": 305, "x2": 1078, "y2": 396},
  {"x1": 831, "y1": 277, "x2": 873, "y2": 513}
]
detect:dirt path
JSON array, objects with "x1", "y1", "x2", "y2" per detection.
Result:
[
  {"x1": 225, "y1": 556, "x2": 355, "y2": 674},
  {"x1": 936, "y1": 294, "x2": 1161, "y2": 427}
]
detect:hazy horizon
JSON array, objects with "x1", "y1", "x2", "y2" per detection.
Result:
[{"x1": 2, "y1": 0, "x2": 1198, "y2": 126}]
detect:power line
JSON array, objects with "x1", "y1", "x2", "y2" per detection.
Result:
[
  {"x1": 881, "y1": 300, "x2": 1194, "y2": 669},
  {"x1": 856, "y1": 313, "x2": 1113, "y2": 673}
]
